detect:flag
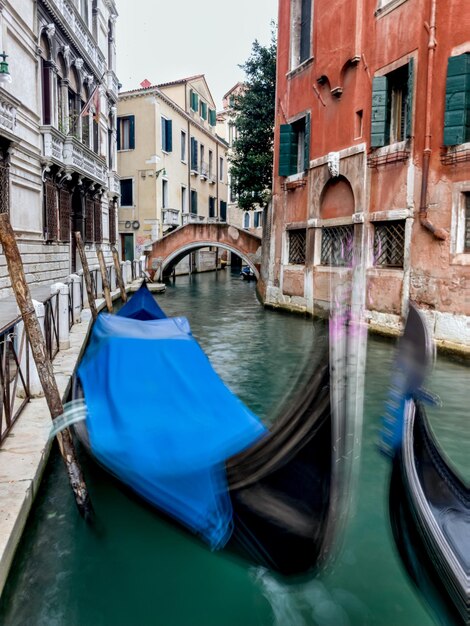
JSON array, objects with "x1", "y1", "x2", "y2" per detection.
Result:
[{"x1": 81, "y1": 85, "x2": 100, "y2": 121}]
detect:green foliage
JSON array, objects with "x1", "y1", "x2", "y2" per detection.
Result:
[{"x1": 230, "y1": 27, "x2": 277, "y2": 211}]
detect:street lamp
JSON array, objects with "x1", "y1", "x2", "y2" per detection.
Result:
[{"x1": 0, "y1": 51, "x2": 12, "y2": 86}]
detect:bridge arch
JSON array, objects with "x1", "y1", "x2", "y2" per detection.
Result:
[{"x1": 147, "y1": 223, "x2": 262, "y2": 279}]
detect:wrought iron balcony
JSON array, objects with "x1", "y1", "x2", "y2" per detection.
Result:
[
  {"x1": 41, "y1": 125, "x2": 108, "y2": 185},
  {"x1": 163, "y1": 208, "x2": 180, "y2": 226}
]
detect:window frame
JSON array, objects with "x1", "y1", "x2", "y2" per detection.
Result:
[
  {"x1": 120, "y1": 178, "x2": 134, "y2": 207},
  {"x1": 181, "y1": 130, "x2": 187, "y2": 162},
  {"x1": 117, "y1": 115, "x2": 135, "y2": 151}
]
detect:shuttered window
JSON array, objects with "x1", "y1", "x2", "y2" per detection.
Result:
[
  {"x1": 279, "y1": 113, "x2": 311, "y2": 176},
  {"x1": 117, "y1": 115, "x2": 135, "y2": 150},
  {"x1": 109, "y1": 200, "x2": 117, "y2": 245},
  {"x1": 190, "y1": 90, "x2": 199, "y2": 112},
  {"x1": 371, "y1": 62, "x2": 414, "y2": 148},
  {"x1": 209, "y1": 109, "x2": 217, "y2": 126},
  {"x1": 94, "y1": 200, "x2": 102, "y2": 244},
  {"x1": 190, "y1": 137, "x2": 198, "y2": 171},
  {"x1": 161, "y1": 117, "x2": 173, "y2": 152},
  {"x1": 200, "y1": 101, "x2": 208, "y2": 120},
  {"x1": 444, "y1": 53, "x2": 470, "y2": 146},
  {"x1": 44, "y1": 181, "x2": 58, "y2": 242},
  {"x1": 85, "y1": 198, "x2": 94, "y2": 243},
  {"x1": 58, "y1": 188, "x2": 71, "y2": 242}
]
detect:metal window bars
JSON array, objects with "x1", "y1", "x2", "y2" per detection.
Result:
[
  {"x1": 320, "y1": 225, "x2": 354, "y2": 267},
  {"x1": 373, "y1": 220, "x2": 406, "y2": 268},
  {"x1": 288, "y1": 229, "x2": 307, "y2": 264}
]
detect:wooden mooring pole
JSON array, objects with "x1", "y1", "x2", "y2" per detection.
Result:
[
  {"x1": 97, "y1": 246, "x2": 113, "y2": 313},
  {"x1": 0, "y1": 213, "x2": 92, "y2": 519},
  {"x1": 111, "y1": 245, "x2": 127, "y2": 303},
  {"x1": 74, "y1": 232, "x2": 98, "y2": 321}
]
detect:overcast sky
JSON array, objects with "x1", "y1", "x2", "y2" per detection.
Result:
[{"x1": 116, "y1": 0, "x2": 278, "y2": 108}]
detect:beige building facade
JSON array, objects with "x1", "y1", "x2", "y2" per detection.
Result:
[{"x1": 117, "y1": 75, "x2": 228, "y2": 269}]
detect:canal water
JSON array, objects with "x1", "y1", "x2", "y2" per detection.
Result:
[{"x1": 0, "y1": 270, "x2": 468, "y2": 626}]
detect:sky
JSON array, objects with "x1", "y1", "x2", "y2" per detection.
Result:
[{"x1": 116, "y1": 0, "x2": 278, "y2": 108}]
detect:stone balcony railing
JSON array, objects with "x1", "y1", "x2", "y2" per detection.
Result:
[
  {"x1": 107, "y1": 71, "x2": 120, "y2": 100},
  {"x1": 108, "y1": 172, "x2": 120, "y2": 196},
  {"x1": 0, "y1": 91, "x2": 17, "y2": 137},
  {"x1": 182, "y1": 213, "x2": 206, "y2": 225},
  {"x1": 163, "y1": 208, "x2": 180, "y2": 226},
  {"x1": 47, "y1": 0, "x2": 107, "y2": 75},
  {"x1": 41, "y1": 126, "x2": 108, "y2": 185}
]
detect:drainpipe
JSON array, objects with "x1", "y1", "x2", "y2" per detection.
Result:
[{"x1": 419, "y1": 0, "x2": 447, "y2": 240}]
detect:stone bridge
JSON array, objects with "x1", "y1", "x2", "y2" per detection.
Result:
[{"x1": 147, "y1": 223, "x2": 263, "y2": 279}]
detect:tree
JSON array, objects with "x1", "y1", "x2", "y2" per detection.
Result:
[{"x1": 230, "y1": 28, "x2": 276, "y2": 211}]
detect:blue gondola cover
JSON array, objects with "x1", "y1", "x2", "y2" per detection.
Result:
[{"x1": 78, "y1": 308, "x2": 266, "y2": 549}]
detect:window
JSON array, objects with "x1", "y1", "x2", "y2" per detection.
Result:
[
  {"x1": 190, "y1": 190, "x2": 198, "y2": 214},
  {"x1": 219, "y1": 156, "x2": 224, "y2": 182},
  {"x1": 288, "y1": 229, "x2": 306, "y2": 264},
  {"x1": 181, "y1": 186, "x2": 187, "y2": 212},
  {"x1": 444, "y1": 53, "x2": 470, "y2": 146},
  {"x1": 209, "y1": 150, "x2": 213, "y2": 179},
  {"x1": 209, "y1": 196, "x2": 216, "y2": 218},
  {"x1": 181, "y1": 130, "x2": 187, "y2": 162},
  {"x1": 190, "y1": 90, "x2": 199, "y2": 112},
  {"x1": 220, "y1": 200, "x2": 227, "y2": 221},
  {"x1": 371, "y1": 61, "x2": 414, "y2": 147},
  {"x1": 373, "y1": 220, "x2": 405, "y2": 268},
  {"x1": 291, "y1": 0, "x2": 313, "y2": 69},
  {"x1": 44, "y1": 181, "x2": 58, "y2": 242},
  {"x1": 162, "y1": 179, "x2": 169, "y2": 208},
  {"x1": 161, "y1": 117, "x2": 173, "y2": 152},
  {"x1": 209, "y1": 109, "x2": 217, "y2": 127},
  {"x1": 200, "y1": 101, "x2": 207, "y2": 120},
  {"x1": 120, "y1": 179, "x2": 133, "y2": 207},
  {"x1": 244, "y1": 212, "x2": 250, "y2": 229},
  {"x1": 279, "y1": 113, "x2": 311, "y2": 176},
  {"x1": 320, "y1": 225, "x2": 354, "y2": 266},
  {"x1": 190, "y1": 137, "x2": 198, "y2": 171},
  {"x1": 254, "y1": 211, "x2": 263, "y2": 228},
  {"x1": 355, "y1": 110, "x2": 363, "y2": 139},
  {"x1": 200, "y1": 144, "x2": 206, "y2": 176},
  {"x1": 117, "y1": 115, "x2": 135, "y2": 150}
]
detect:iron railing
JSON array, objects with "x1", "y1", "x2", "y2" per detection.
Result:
[{"x1": 0, "y1": 320, "x2": 31, "y2": 446}]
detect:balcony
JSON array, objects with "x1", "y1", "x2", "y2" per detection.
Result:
[
  {"x1": 163, "y1": 208, "x2": 180, "y2": 226},
  {"x1": 200, "y1": 162, "x2": 209, "y2": 181},
  {"x1": 107, "y1": 70, "x2": 119, "y2": 101},
  {"x1": 108, "y1": 172, "x2": 120, "y2": 196},
  {"x1": 41, "y1": 126, "x2": 108, "y2": 185},
  {"x1": 0, "y1": 90, "x2": 18, "y2": 140},
  {"x1": 182, "y1": 213, "x2": 206, "y2": 225}
]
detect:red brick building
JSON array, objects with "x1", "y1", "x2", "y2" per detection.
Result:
[{"x1": 261, "y1": 0, "x2": 470, "y2": 350}]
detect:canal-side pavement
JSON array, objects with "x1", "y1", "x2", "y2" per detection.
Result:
[{"x1": 0, "y1": 282, "x2": 164, "y2": 598}]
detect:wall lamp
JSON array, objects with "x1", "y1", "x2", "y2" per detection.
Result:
[
  {"x1": 156, "y1": 168, "x2": 166, "y2": 178},
  {"x1": 0, "y1": 51, "x2": 12, "y2": 86}
]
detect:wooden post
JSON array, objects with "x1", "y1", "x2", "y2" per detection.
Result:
[
  {"x1": 97, "y1": 246, "x2": 113, "y2": 313},
  {"x1": 75, "y1": 232, "x2": 98, "y2": 320},
  {"x1": 111, "y1": 245, "x2": 127, "y2": 302},
  {"x1": 0, "y1": 213, "x2": 92, "y2": 519}
]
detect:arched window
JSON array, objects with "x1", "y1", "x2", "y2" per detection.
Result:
[
  {"x1": 244, "y1": 212, "x2": 250, "y2": 229},
  {"x1": 39, "y1": 34, "x2": 52, "y2": 125}
]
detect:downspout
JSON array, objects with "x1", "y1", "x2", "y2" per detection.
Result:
[{"x1": 418, "y1": 0, "x2": 447, "y2": 240}]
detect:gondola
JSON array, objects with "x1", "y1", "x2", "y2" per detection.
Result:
[
  {"x1": 70, "y1": 281, "x2": 363, "y2": 576},
  {"x1": 381, "y1": 304, "x2": 470, "y2": 625}
]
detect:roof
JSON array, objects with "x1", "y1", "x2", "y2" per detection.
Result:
[{"x1": 222, "y1": 82, "x2": 244, "y2": 100}]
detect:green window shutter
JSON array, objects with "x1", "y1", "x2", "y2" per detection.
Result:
[
  {"x1": 304, "y1": 112, "x2": 311, "y2": 170},
  {"x1": 161, "y1": 117, "x2": 166, "y2": 150},
  {"x1": 209, "y1": 109, "x2": 216, "y2": 126},
  {"x1": 190, "y1": 90, "x2": 195, "y2": 111},
  {"x1": 129, "y1": 115, "x2": 135, "y2": 149},
  {"x1": 370, "y1": 76, "x2": 389, "y2": 148},
  {"x1": 166, "y1": 119, "x2": 173, "y2": 152},
  {"x1": 279, "y1": 124, "x2": 296, "y2": 177},
  {"x1": 405, "y1": 58, "x2": 414, "y2": 139},
  {"x1": 201, "y1": 102, "x2": 207, "y2": 120},
  {"x1": 444, "y1": 53, "x2": 470, "y2": 146}
]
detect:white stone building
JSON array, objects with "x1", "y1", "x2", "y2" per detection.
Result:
[{"x1": 0, "y1": 0, "x2": 119, "y2": 298}]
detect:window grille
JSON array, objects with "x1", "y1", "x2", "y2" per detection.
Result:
[
  {"x1": 44, "y1": 181, "x2": 58, "y2": 241},
  {"x1": 94, "y1": 200, "x2": 102, "y2": 244},
  {"x1": 288, "y1": 229, "x2": 306, "y2": 264},
  {"x1": 58, "y1": 189, "x2": 71, "y2": 242},
  {"x1": 320, "y1": 225, "x2": 354, "y2": 267},
  {"x1": 465, "y1": 194, "x2": 470, "y2": 252},
  {"x1": 85, "y1": 198, "x2": 94, "y2": 243},
  {"x1": 373, "y1": 220, "x2": 406, "y2": 268},
  {"x1": 109, "y1": 201, "x2": 117, "y2": 245},
  {"x1": 0, "y1": 158, "x2": 10, "y2": 214}
]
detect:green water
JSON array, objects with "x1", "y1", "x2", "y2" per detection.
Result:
[{"x1": 0, "y1": 271, "x2": 468, "y2": 626}]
